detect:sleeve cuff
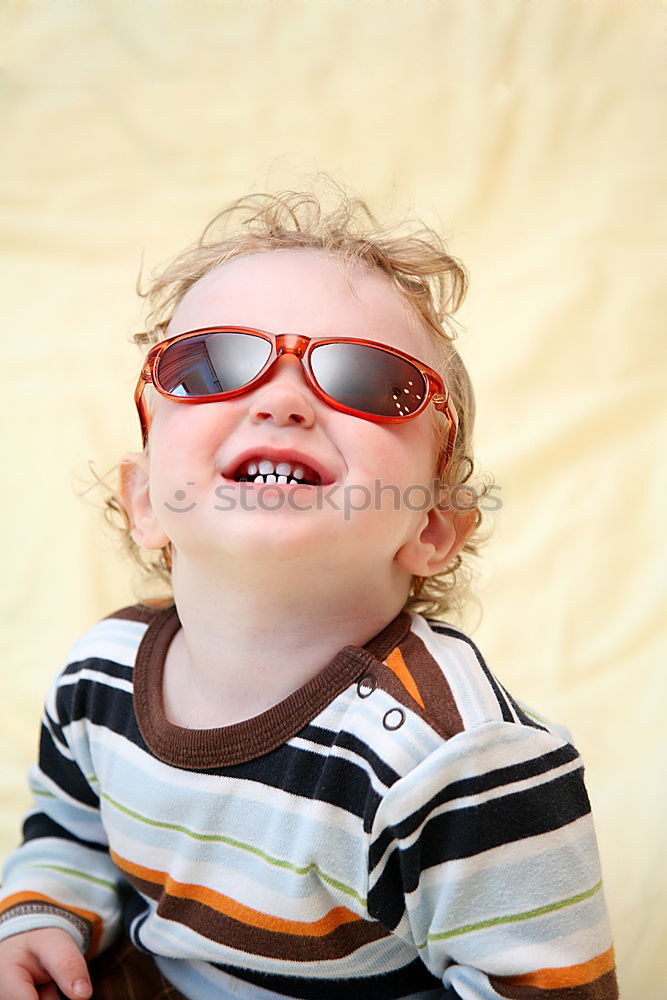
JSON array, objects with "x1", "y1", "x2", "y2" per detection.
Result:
[{"x1": 0, "y1": 901, "x2": 91, "y2": 954}]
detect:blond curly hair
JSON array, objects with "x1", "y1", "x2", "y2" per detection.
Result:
[{"x1": 106, "y1": 184, "x2": 490, "y2": 619}]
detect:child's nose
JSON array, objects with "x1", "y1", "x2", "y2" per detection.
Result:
[{"x1": 248, "y1": 355, "x2": 317, "y2": 427}]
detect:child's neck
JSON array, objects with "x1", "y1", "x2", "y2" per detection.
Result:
[{"x1": 162, "y1": 554, "x2": 410, "y2": 730}]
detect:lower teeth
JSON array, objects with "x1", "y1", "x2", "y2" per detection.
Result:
[{"x1": 236, "y1": 475, "x2": 304, "y2": 484}]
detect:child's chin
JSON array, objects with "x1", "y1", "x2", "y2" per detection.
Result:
[{"x1": 234, "y1": 515, "x2": 347, "y2": 555}]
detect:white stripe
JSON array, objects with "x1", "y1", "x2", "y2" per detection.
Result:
[
  {"x1": 64, "y1": 617, "x2": 147, "y2": 668},
  {"x1": 58, "y1": 667, "x2": 133, "y2": 695},
  {"x1": 331, "y1": 690, "x2": 445, "y2": 770},
  {"x1": 411, "y1": 615, "x2": 507, "y2": 727},
  {"x1": 289, "y1": 732, "x2": 393, "y2": 795},
  {"x1": 417, "y1": 813, "x2": 595, "y2": 889},
  {"x1": 483, "y1": 911, "x2": 614, "y2": 969},
  {"x1": 111, "y1": 824, "x2": 361, "y2": 921},
  {"x1": 440, "y1": 906, "x2": 613, "y2": 971},
  {"x1": 155, "y1": 953, "x2": 296, "y2": 1000},
  {"x1": 411, "y1": 821, "x2": 601, "y2": 935},
  {"x1": 85, "y1": 722, "x2": 368, "y2": 839},
  {"x1": 149, "y1": 917, "x2": 415, "y2": 980}
]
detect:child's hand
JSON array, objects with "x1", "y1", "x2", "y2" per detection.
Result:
[{"x1": 0, "y1": 928, "x2": 91, "y2": 1000}]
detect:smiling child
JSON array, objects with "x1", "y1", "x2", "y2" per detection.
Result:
[{"x1": 0, "y1": 189, "x2": 618, "y2": 999}]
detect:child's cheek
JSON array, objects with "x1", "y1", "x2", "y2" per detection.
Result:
[{"x1": 151, "y1": 400, "x2": 228, "y2": 457}]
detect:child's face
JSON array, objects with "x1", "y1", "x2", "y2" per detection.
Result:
[{"x1": 133, "y1": 249, "x2": 451, "y2": 584}]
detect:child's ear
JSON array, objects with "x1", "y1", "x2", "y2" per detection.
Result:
[
  {"x1": 119, "y1": 453, "x2": 170, "y2": 550},
  {"x1": 395, "y1": 501, "x2": 477, "y2": 578}
]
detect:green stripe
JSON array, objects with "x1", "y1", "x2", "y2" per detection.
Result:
[
  {"x1": 419, "y1": 880, "x2": 603, "y2": 948},
  {"x1": 35, "y1": 864, "x2": 116, "y2": 891},
  {"x1": 100, "y1": 791, "x2": 366, "y2": 907},
  {"x1": 519, "y1": 705, "x2": 548, "y2": 724}
]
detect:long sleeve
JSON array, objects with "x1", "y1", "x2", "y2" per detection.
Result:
[
  {"x1": 0, "y1": 653, "x2": 125, "y2": 957},
  {"x1": 367, "y1": 720, "x2": 618, "y2": 999}
]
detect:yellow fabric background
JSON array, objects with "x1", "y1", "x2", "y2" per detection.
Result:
[{"x1": 1, "y1": 2, "x2": 664, "y2": 995}]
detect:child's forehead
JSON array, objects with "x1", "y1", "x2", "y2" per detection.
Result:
[{"x1": 167, "y1": 248, "x2": 438, "y2": 365}]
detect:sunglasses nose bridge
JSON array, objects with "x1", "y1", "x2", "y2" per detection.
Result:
[
  {"x1": 268, "y1": 333, "x2": 314, "y2": 386},
  {"x1": 254, "y1": 333, "x2": 314, "y2": 394},
  {"x1": 274, "y1": 332, "x2": 310, "y2": 360}
]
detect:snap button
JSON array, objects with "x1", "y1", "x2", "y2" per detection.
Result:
[
  {"x1": 357, "y1": 674, "x2": 377, "y2": 698},
  {"x1": 383, "y1": 708, "x2": 405, "y2": 731}
]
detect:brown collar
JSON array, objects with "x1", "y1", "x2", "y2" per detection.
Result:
[{"x1": 133, "y1": 605, "x2": 412, "y2": 769}]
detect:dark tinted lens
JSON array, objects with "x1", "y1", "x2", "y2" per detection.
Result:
[
  {"x1": 158, "y1": 332, "x2": 272, "y2": 397},
  {"x1": 310, "y1": 342, "x2": 428, "y2": 417}
]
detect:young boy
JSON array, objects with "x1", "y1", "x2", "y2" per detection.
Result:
[{"x1": 0, "y1": 190, "x2": 618, "y2": 999}]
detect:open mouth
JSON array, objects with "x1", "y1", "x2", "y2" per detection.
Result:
[{"x1": 232, "y1": 457, "x2": 323, "y2": 486}]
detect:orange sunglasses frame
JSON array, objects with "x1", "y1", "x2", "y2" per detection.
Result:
[{"x1": 134, "y1": 326, "x2": 458, "y2": 464}]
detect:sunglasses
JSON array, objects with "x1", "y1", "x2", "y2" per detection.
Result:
[{"x1": 134, "y1": 326, "x2": 458, "y2": 463}]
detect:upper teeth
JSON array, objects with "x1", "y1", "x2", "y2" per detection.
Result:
[
  {"x1": 237, "y1": 458, "x2": 309, "y2": 483},
  {"x1": 258, "y1": 460, "x2": 305, "y2": 478}
]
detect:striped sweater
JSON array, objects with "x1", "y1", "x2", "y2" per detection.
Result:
[{"x1": 0, "y1": 604, "x2": 617, "y2": 999}]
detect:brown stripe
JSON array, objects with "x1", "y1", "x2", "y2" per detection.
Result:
[
  {"x1": 489, "y1": 967, "x2": 619, "y2": 1000},
  {"x1": 156, "y1": 890, "x2": 390, "y2": 961},
  {"x1": 112, "y1": 849, "x2": 360, "y2": 937},
  {"x1": 119, "y1": 865, "x2": 389, "y2": 961},
  {"x1": 374, "y1": 630, "x2": 464, "y2": 741}
]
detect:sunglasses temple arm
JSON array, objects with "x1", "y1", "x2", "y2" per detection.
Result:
[
  {"x1": 447, "y1": 403, "x2": 460, "y2": 466},
  {"x1": 445, "y1": 419, "x2": 457, "y2": 466},
  {"x1": 134, "y1": 376, "x2": 150, "y2": 447},
  {"x1": 432, "y1": 389, "x2": 458, "y2": 467}
]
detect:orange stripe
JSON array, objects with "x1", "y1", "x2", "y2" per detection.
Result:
[
  {"x1": 111, "y1": 850, "x2": 361, "y2": 937},
  {"x1": 385, "y1": 648, "x2": 425, "y2": 709},
  {"x1": 0, "y1": 890, "x2": 104, "y2": 957},
  {"x1": 500, "y1": 946, "x2": 616, "y2": 989}
]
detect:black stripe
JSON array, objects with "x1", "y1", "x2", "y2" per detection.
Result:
[
  {"x1": 55, "y1": 669, "x2": 147, "y2": 749},
  {"x1": 22, "y1": 813, "x2": 109, "y2": 853},
  {"x1": 42, "y1": 710, "x2": 67, "y2": 753},
  {"x1": 37, "y1": 726, "x2": 100, "y2": 809},
  {"x1": 52, "y1": 666, "x2": 386, "y2": 820},
  {"x1": 368, "y1": 846, "x2": 405, "y2": 929},
  {"x1": 208, "y1": 956, "x2": 443, "y2": 1000},
  {"x1": 426, "y1": 622, "x2": 517, "y2": 724},
  {"x1": 368, "y1": 743, "x2": 580, "y2": 870},
  {"x1": 368, "y1": 743, "x2": 580, "y2": 872},
  {"x1": 61, "y1": 658, "x2": 133, "y2": 684},
  {"x1": 448, "y1": 742, "x2": 578, "y2": 800},
  {"x1": 221, "y1": 741, "x2": 383, "y2": 820},
  {"x1": 421, "y1": 765, "x2": 590, "y2": 870},
  {"x1": 303, "y1": 724, "x2": 401, "y2": 788},
  {"x1": 369, "y1": 767, "x2": 592, "y2": 920},
  {"x1": 123, "y1": 885, "x2": 153, "y2": 941},
  {"x1": 502, "y1": 688, "x2": 550, "y2": 731}
]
